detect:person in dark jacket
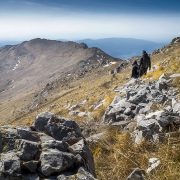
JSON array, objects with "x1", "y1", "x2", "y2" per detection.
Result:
[
  {"x1": 131, "y1": 60, "x2": 139, "y2": 79},
  {"x1": 139, "y1": 50, "x2": 151, "y2": 77}
]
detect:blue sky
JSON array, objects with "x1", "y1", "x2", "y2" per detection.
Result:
[{"x1": 0, "y1": 0, "x2": 180, "y2": 42}]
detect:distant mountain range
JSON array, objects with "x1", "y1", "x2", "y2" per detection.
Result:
[
  {"x1": 0, "y1": 41, "x2": 19, "y2": 47},
  {"x1": 78, "y1": 38, "x2": 165, "y2": 59}
]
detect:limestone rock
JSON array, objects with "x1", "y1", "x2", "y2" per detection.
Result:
[
  {"x1": 129, "y1": 88, "x2": 148, "y2": 105},
  {"x1": 16, "y1": 139, "x2": 39, "y2": 161},
  {"x1": 40, "y1": 149, "x2": 76, "y2": 176},
  {"x1": 17, "y1": 128, "x2": 40, "y2": 142},
  {"x1": 22, "y1": 160, "x2": 39, "y2": 173},
  {"x1": 41, "y1": 139, "x2": 69, "y2": 152},
  {"x1": 0, "y1": 152, "x2": 21, "y2": 176},
  {"x1": 33, "y1": 112, "x2": 82, "y2": 144},
  {"x1": 127, "y1": 168, "x2": 145, "y2": 180},
  {"x1": 69, "y1": 139, "x2": 96, "y2": 176},
  {"x1": 0, "y1": 112, "x2": 96, "y2": 179},
  {"x1": 146, "y1": 158, "x2": 160, "y2": 174}
]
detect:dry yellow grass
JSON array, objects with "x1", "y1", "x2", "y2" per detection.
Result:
[
  {"x1": 11, "y1": 66, "x2": 130, "y2": 126},
  {"x1": 145, "y1": 43, "x2": 180, "y2": 80},
  {"x1": 91, "y1": 128, "x2": 180, "y2": 180},
  {"x1": 90, "y1": 43, "x2": 180, "y2": 180}
]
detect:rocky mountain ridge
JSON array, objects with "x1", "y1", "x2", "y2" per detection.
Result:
[
  {"x1": 0, "y1": 38, "x2": 123, "y2": 123},
  {"x1": 0, "y1": 38, "x2": 121, "y2": 101}
]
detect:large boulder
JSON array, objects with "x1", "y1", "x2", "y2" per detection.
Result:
[
  {"x1": 16, "y1": 139, "x2": 40, "y2": 161},
  {"x1": 129, "y1": 88, "x2": 149, "y2": 105},
  {"x1": 69, "y1": 139, "x2": 96, "y2": 177},
  {"x1": 40, "y1": 149, "x2": 76, "y2": 176},
  {"x1": 0, "y1": 127, "x2": 19, "y2": 153},
  {"x1": 103, "y1": 97, "x2": 136, "y2": 124},
  {"x1": 41, "y1": 139, "x2": 69, "y2": 152},
  {"x1": 133, "y1": 110, "x2": 180, "y2": 143},
  {"x1": 22, "y1": 160, "x2": 39, "y2": 173},
  {"x1": 134, "y1": 119, "x2": 161, "y2": 144},
  {"x1": 33, "y1": 112, "x2": 82, "y2": 144},
  {"x1": 0, "y1": 152, "x2": 21, "y2": 176},
  {"x1": 17, "y1": 128, "x2": 40, "y2": 142}
]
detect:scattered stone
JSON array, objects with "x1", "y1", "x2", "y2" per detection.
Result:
[
  {"x1": 86, "y1": 132, "x2": 105, "y2": 143},
  {"x1": 146, "y1": 158, "x2": 160, "y2": 174},
  {"x1": 103, "y1": 77, "x2": 179, "y2": 144},
  {"x1": 170, "y1": 73, "x2": 180, "y2": 78},
  {"x1": 78, "y1": 111, "x2": 88, "y2": 117},
  {"x1": 112, "y1": 121, "x2": 132, "y2": 129},
  {"x1": 155, "y1": 76, "x2": 169, "y2": 91},
  {"x1": 126, "y1": 168, "x2": 145, "y2": 180},
  {"x1": 129, "y1": 89, "x2": 148, "y2": 105},
  {"x1": 57, "y1": 167, "x2": 96, "y2": 180},
  {"x1": 172, "y1": 99, "x2": 180, "y2": 114}
]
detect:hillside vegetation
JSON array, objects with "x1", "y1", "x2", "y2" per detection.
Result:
[{"x1": 91, "y1": 38, "x2": 180, "y2": 180}]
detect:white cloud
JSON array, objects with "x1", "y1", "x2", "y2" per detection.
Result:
[{"x1": 0, "y1": 14, "x2": 179, "y2": 41}]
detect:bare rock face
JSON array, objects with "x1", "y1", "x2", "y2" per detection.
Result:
[
  {"x1": 103, "y1": 75, "x2": 180, "y2": 144},
  {"x1": 40, "y1": 149, "x2": 77, "y2": 176},
  {"x1": 0, "y1": 152, "x2": 21, "y2": 176},
  {"x1": 33, "y1": 112, "x2": 83, "y2": 145},
  {"x1": 0, "y1": 112, "x2": 96, "y2": 179}
]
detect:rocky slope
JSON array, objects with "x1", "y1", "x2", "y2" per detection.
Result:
[
  {"x1": 0, "y1": 38, "x2": 120, "y2": 101},
  {"x1": 103, "y1": 74, "x2": 180, "y2": 144},
  {"x1": 0, "y1": 112, "x2": 96, "y2": 179},
  {"x1": 0, "y1": 38, "x2": 123, "y2": 123}
]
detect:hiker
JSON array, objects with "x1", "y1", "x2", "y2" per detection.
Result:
[
  {"x1": 131, "y1": 60, "x2": 139, "y2": 79},
  {"x1": 139, "y1": 50, "x2": 151, "y2": 77}
]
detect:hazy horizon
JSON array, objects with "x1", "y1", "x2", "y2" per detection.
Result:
[{"x1": 0, "y1": 0, "x2": 180, "y2": 42}]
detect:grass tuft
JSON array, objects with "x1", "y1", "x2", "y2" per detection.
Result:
[{"x1": 91, "y1": 128, "x2": 180, "y2": 180}]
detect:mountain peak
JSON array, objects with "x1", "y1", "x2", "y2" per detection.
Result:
[{"x1": 0, "y1": 38, "x2": 121, "y2": 113}]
